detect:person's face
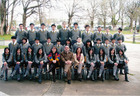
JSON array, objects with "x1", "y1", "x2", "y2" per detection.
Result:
[
  {"x1": 66, "y1": 41, "x2": 70, "y2": 44},
  {"x1": 22, "y1": 39, "x2": 26, "y2": 44},
  {"x1": 97, "y1": 40, "x2": 101, "y2": 44},
  {"x1": 106, "y1": 28, "x2": 109, "y2": 32},
  {"x1": 28, "y1": 48, "x2": 32, "y2": 53},
  {"x1": 63, "y1": 22, "x2": 66, "y2": 28},
  {"x1": 41, "y1": 25, "x2": 45, "y2": 29},
  {"x1": 77, "y1": 48, "x2": 81, "y2": 53},
  {"x1": 17, "y1": 49, "x2": 20, "y2": 53},
  {"x1": 12, "y1": 39, "x2": 16, "y2": 42},
  {"x1": 39, "y1": 49, "x2": 43, "y2": 54},
  {"x1": 86, "y1": 27, "x2": 90, "y2": 31},
  {"x1": 119, "y1": 50, "x2": 123, "y2": 55},
  {"x1": 118, "y1": 40, "x2": 122, "y2": 43},
  {"x1": 5, "y1": 49, "x2": 9, "y2": 54},
  {"x1": 30, "y1": 25, "x2": 34, "y2": 29},
  {"x1": 112, "y1": 40, "x2": 115, "y2": 43},
  {"x1": 118, "y1": 30, "x2": 121, "y2": 33},
  {"x1": 52, "y1": 26, "x2": 56, "y2": 30},
  {"x1": 47, "y1": 39, "x2": 51, "y2": 43},
  {"x1": 77, "y1": 38, "x2": 81, "y2": 43},
  {"x1": 105, "y1": 40, "x2": 109, "y2": 44},
  {"x1": 65, "y1": 46, "x2": 69, "y2": 52},
  {"x1": 52, "y1": 47, "x2": 56, "y2": 53},
  {"x1": 87, "y1": 42, "x2": 90, "y2": 46},
  {"x1": 98, "y1": 27, "x2": 102, "y2": 32},
  {"x1": 111, "y1": 49, "x2": 115, "y2": 54},
  {"x1": 57, "y1": 42, "x2": 60, "y2": 45},
  {"x1": 100, "y1": 49, "x2": 103, "y2": 54},
  {"x1": 74, "y1": 24, "x2": 78, "y2": 29},
  {"x1": 35, "y1": 40, "x2": 39, "y2": 43},
  {"x1": 19, "y1": 25, "x2": 23, "y2": 30},
  {"x1": 89, "y1": 49, "x2": 93, "y2": 54}
]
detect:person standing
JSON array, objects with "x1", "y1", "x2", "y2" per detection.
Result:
[
  {"x1": 15, "y1": 24, "x2": 27, "y2": 44},
  {"x1": 113, "y1": 27, "x2": 124, "y2": 43}
]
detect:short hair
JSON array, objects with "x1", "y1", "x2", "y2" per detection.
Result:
[
  {"x1": 22, "y1": 37, "x2": 27, "y2": 42},
  {"x1": 41, "y1": 23, "x2": 45, "y2": 26},
  {"x1": 96, "y1": 38, "x2": 101, "y2": 41},
  {"x1": 47, "y1": 37, "x2": 51, "y2": 40},
  {"x1": 19, "y1": 24, "x2": 23, "y2": 26},
  {"x1": 30, "y1": 23, "x2": 34, "y2": 26},
  {"x1": 74, "y1": 22, "x2": 78, "y2": 25},
  {"x1": 97, "y1": 26, "x2": 101, "y2": 28},
  {"x1": 62, "y1": 21, "x2": 66, "y2": 25},
  {"x1": 117, "y1": 38, "x2": 122, "y2": 41},
  {"x1": 11, "y1": 36, "x2": 16, "y2": 39},
  {"x1": 118, "y1": 27, "x2": 122, "y2": 31},
  {"x1": 51, "y1": 24, "x2": 56, "y2": 27},
  {"x1": 35, "y1": 37, "x2": 40, "y2": 40},
  {"x1": 85, "y1": 25, "x2": 90, "y2": 28}
]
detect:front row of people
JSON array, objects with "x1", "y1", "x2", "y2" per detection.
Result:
[{"x1": 0, "y1": 45, "x2": 129, "y2": 84}]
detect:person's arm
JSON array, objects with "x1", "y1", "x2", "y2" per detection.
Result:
[
  {"x1": 124, "y1": 44, "x2": 127, "y2": 52},
  {"x1": 108, "y1": 55, "x2": 114, "y2": 64},
  {"x1": 2, "y1": 54, "x2": 6, "y2": 63},
  {"x1": 115, "y1": 54, "x2": 119, "y2": 64},
  {"x1": 79, "y1": 30, "x2": 81, "y2": 38},
  {"x1": 35, "y1": 55, "x2": 39, "y2": 64},
  {"x1": 60, "y1": 52, "x2": 66, "y2": 63},
  {"x1": 93, "y1": 54, "x2": 97, "y2": 64},
  {"x1": 73, "y1": 54, "x2": 79, "y2": 64},
  {"x1": 55, "y1": 53, "x2": 60, "y2": 61},
  {"x1": 122, "y1": 35, "x2": 125, "y2": 42},
  {"x1": 7, "y1": 53, "x2": 12, "y2": 63},
  {"x1": 81, "y1": 54, "x2": 85, "y2": 63},
  {"x1": 70, "y1": 53, "x2": 75, "y2": 63},
  {"x1": 43, "y1": 54, "x2": 48, "y2": 63},
  {"x1": 96, "y1": 54, "x2": 100, "y2": 62},
  {"x1": 86, "y1": 55, "x2": 91, "y2": 64},
  {"x1": 15, "y1": 30, "x2": 18, "y2": 38},
  {"x1": 103, "y1": 55, "x2": 107, "y2": 63}
]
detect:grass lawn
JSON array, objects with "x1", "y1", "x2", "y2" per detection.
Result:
[
  {"x1": 0, "y1": 34, "x2": 13, "y2": 40},
  {"x1": 101, "y1": 30, "x2": 133, "y2": 35},
  {"x1": 124, "y1": 41, "x2": 140, "y2": 44},
  {"x1": 0, "y1": 45, "x2": 8, "y2": 49}
]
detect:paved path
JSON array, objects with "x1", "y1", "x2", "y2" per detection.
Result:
[{"x1": 0, "y1": 43, "x2": 140, "y2": 96}]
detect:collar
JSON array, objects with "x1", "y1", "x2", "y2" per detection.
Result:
[
  {"x1": 63, "y1": 27, "x2": 67, "y2": 30},
  {"x1": 47, "y1": 42, "x2": 51, "y2": 45},
  {"x1": 30, "y1": 28, "x2": 35, "y2": 32},
  {"x1": 118, "y1": 32, "x2": 122, "y2": 34},
  {"x1": 85, "y1": 31, "x2": 90, "y2": 33},
  {"x1": 74, "y1": 28, "x2": 78, "y2": 31},
  {"x1": 12, "y1": 41, "x2": 17, "y2": 45},
  {"x1": 19, "y1": 29, "x2": 24, "y2": 32},
  {"x1": 36, "y1": 43, "x2": 40, "y2": 45},
  {"x1": 77, "y1": 42, "x2": 83, "y2": 45},
  {"x1": 41, "y1": 28, "x2": 46, "y2": 31}
]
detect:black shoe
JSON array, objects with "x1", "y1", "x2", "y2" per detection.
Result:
[
  {"x1": 53, "y1": 79, "x2": 56, "y2": 82},
  {"x1": 0, "y1": 75, "x2": 4, "y2": 78},
  {"x1": 113, "y1": 76, "x2": 119, "y2": 81},
  {"x1": 125, "y1": 79, "x2": 129, "y2": 82},
  {"x1": 17, "y1": 78, "x2": 21, "y2": 81},
  {"x1": 67, "y1": 80, "x2": 71, "y2": 84},
  {"x1": 4, "y1": 77, "x2": 8, "y2": 81},
  {"x1": 38, "y1": 79, "x2": 42, "y2": 84},
  {"x1": 79, "y1": 78, "x2": 82, "y2": 82}
]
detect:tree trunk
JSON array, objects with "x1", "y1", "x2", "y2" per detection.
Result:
[
  {"x1": 22, "y1": 11, "x2": 27, "y2": 29},
  {"x1": 90, "y1": 20, "x2": 94, "y2": 31},
  {"x1": 68, "y1": 16, "x2": 72, "y2": 28},
  {"x1": 129, "y1": 18, "x2": 133, "y2": 31},
  {"x1": 103, "y1": 18, "x2": 106, "y2": 29}
]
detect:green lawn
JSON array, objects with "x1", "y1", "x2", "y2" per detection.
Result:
[
  {"x1": 101, "y1": 30, "x2": 132, "y2": 35},
  {"x1": 0, "y1": 45, "x2": 8, "y2": 49},
  {"x1": 0, "y1": 34, "x2": 13, "y2": 40},
  {"x1": 124, "y1": 41, "x2": 140, "y2": 44}
]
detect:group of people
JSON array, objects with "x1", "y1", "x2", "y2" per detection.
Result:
[{"x1": 0, "y1": 21, "x2": 129, "y2": 84}]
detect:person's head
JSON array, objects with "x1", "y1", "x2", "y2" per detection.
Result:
[
  {"x1": 22, "y1": 38, "x2": 27, "y2": 44},
  {"x1": 118, "y1": 27, "x2": 122, "y2": 33},
  {"x1": 86, "y1": 40, "x2": 92, "y2": 47},
  {"x1": 30, "y1": 23, "x2": 34, "y2": 29},
  {"x1": 62, "y1": 21, "x2": 67, "y2": 28},
  {"x1": 85, "y1": 25, "x2": 90, "y2": 31},
  {"x1": 99, "y1": 48, "x2": 105, "y2": 55},
  {"x1": 105, "y1": 38, "x2": 109, "y2": 44},
  {"x1": 76, "y1": 47, "x2": 82, "y2": 54},
  {"x1": 119, "y1": 49, "x2": 124, "y2": 55},
  {"x1": 66, "y1": 39, "x2": 71, "y2": 45},
  {"x1": 110, "y1": 48, "x2": 115, "y2": 55},
  {"x1": 27, "y1": 46, "x2": 32, "y2": 53},
  {"x1": 19, "y1": 24, "x2": 23, "y2": 30},
  {"x1": 51, "y1": 24, "x2": 56, "y2": 31},
  {"x1": 35, "y1": 38, "x2": 40, "y2": 43},
  {"x1": 16, "y1": 48, "x2": 21, "y2": 54},
  {"x1": 52, "y1": 46, "x2": 57, "y2": 53},
  {"x1": 88, "y1": 48, "x2": 94, "y2": 55},
  {"x1": 47, "y1": 37, "x2": 51, "y2": 43},
  {"x1": 64, "y1": 46, "x2": 70, "y2": 52},
  {"x1": 4, "y1": 47, "x2": 10, "y2": 54},
  {"x1": 106, "y1": 27, "x2": 109, "y2": 33},
  {"x1": 117, "y1": 38, "x2": 122, "y2": 43},
  {"x1": 11, "y1": 36, "x2": 16, "y2": 42},
  {"x1": 96, "y1": 38, "x2": 101, "y2": 44},
  {"x1": 77, "y1": 37, "x2": 82, "y2": 43},
  {"x1": 38, "y1": 48, "x2": 43, "y2": 55},
  {"x1": 57, "y1": 39, "x2": 61, "y2": 45},
  {"x1": 74, "y1": 22, "x2": 78, "y2": 29},
  {"x1": 41, "y1": 23, "x2": 45, "y2": 29},
  {"x1": 97, "y1": 26, "x2": 102, "y2": 32},
  {"x1": 111, "y1": 38, "x2": 116, "y2": 43}
]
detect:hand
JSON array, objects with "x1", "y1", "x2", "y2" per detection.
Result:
[
  {"x1": 91, "y1": 62, "x2": 94, "y2": 66},
  {"x1": 114, "y1": 63, "x2": 118, "y2": 66},
  {"x1": 17, "y1": 62, "x2": 20, "y2": 64},
  {"x1": 125, "y1": 60, "x2": 128, "y2": 64},
  {"x1": 4, "y1": 62, "x2": 7, "y2": 65},
  {"x1": 53, "y1": 60, "x2": 56, "y2": 63},
  {"x1": 100, "y1": 61, "x2": 104, "y2": 65},
  {"x1": 40, "y1": 61, "x2": 44, "y2": 65},
  {"x1": 68, "y1": 61, "x2": 72, "y2": 64}
]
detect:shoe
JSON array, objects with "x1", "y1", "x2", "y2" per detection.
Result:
[
  {"x1": 38, "y1": 79, "x2": 42, "y2": 84},
  {"x1": 125, "y1": 79, "x2": 129, "y2": 82},
  {"x1": 113, "y1": 75, "x2": 119, "y2": 81},
  {"x1": 35, "y1": 74, "x2": 39, "y2": 78},
  {"x1": 4, "y1": 77, "x2": 8, "y2": 81},
  {"x1": 67, "y1": 80, "x2": 71, "y2": 84},
  {"x1": 79, "y1": 78, "x2": 82, "y2": 82},
  {"x1": 0, "y1": 75, "x2": 4, "y2": 78},
  {"x1": 17, "y1": 78, "x2": 21, "y2": 81}
]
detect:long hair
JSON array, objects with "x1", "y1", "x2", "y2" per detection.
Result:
[
  {"x1": 88, "y1": 48, "x2": 94, "y2": 60},
  {"x1": 4, "y1": 47, "x2": 10, "y2": 59},
  {"x1": 99, "y1": 48, "x2": 105, "y2": 60},
  {"x1": 26, "y1": 46, "x2": 33, "y2": 59},
  {"x1": 66, "y1": 39, "x2": 72, "y2": 49},
  {"x1": 15, "y1": 47, "x2": 22, "y2": 60},
  {"x1": 85, "y1": 40, "x2": 92, "y2": 49},
  {"x1": 118, "y1": 49, "x2": 124, "y2": 57},
  {"x1": 109, "y1": 48, "x2": 116, "y2": 61},
  {"x1": 37, "y1": 48, "x2": 44, "y2": 58},
  {"x1": 76, "y1": 47, "x2": 82, "y2": 54},
  {"x1": 50, "y1": 46, "x2": 58, "y2": 54}
]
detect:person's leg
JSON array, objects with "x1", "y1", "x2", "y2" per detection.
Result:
[
  {"x1": 24, "y1": 62, "x2": 32, "y2": 77},
  {"x1": 124, "y1": 63, "x2": 129, "y2": 82},
  {"x1": 87, "y1": 64, "x2": 95, "y2": 78},
  {"x1": 0, "y1": 65, "x2": 4, "y2": 78},
  {"x1": 99, "y1": 63, "x2": 104, "y2": 78},
  {"x1": 113, "y1": 64, "x2": 119, "y2": 81},
  {"x1": 38, "y1": 63, "x2": 44, "y2": 83},
  {"x1": 77, "y1": 63, "x2": 83, "y2": 80},
  {"x1": 52, "y1": 65, "x2": 56, "y2": 82}
]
